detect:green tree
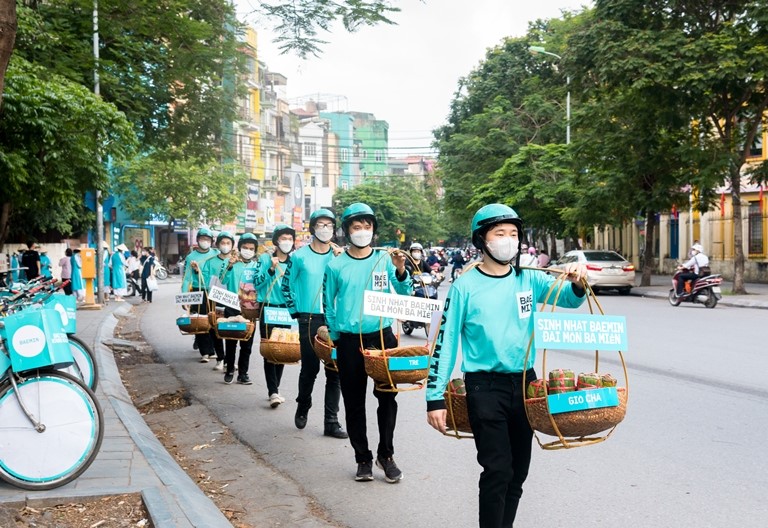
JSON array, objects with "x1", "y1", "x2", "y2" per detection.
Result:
[
  {"x1": 0, "y1": 57, "x2": 136, "y2": 248},
  {"x1": 570, "y1": 0, "x2": 768, "y2": 293},
  {"x1": 249, "y1": 1, "x2": 401, "y2": 57},
  {"x1": 113, "y1": 151, "x2": 247, "y2": 262},
  {"x1": 333, "y1": 179, "x2": 444, "y2": 247},
  {"x1": 0, "y1": 0, "x2": 15, "y2": 108}
]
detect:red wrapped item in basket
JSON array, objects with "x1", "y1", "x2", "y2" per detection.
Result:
[
  {"x1": 576, "y1": 372, "x2": 603, "y2": 391},
  {"x1": 547, "y1": 369, "x2": 575, "y2": 394}
]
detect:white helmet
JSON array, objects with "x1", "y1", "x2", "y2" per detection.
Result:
[
  {"x1": 692, "y1": 243, "x2": 703, "y2": 253},
  {"x1": 409, "y1": 242, "x2": 423, "y2": 251}
]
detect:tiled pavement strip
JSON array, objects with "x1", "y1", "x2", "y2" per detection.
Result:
[{"x1": 0, "y1": 274, "x2": 765, "y2": 526}]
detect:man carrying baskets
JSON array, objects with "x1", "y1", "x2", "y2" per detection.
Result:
[
  {"x1": 222, "y1": 233, "x2": 259, "y2": 385},
  {"x1": 322, "y1": 203, "x2": 412, "y2": 483},
  {"x1": 248, "y1": 224, "x2": 296, "y2": 408},
  {"x1": 182, "y1": 227, "x2": 218, "y2": 361},
  {"x1": 201, "y1": 231, "x2": 238, "y2": 371},
  {"x1": 282, "y1": 208, "x2": 347, "y2": 439},
  {"x1": 425, "y1": 204, "x2": 588, "y2": 528}
]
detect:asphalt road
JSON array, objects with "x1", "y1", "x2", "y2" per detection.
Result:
[{"x1": 143, "y1": 276, "x2": 768, "y2": 527}]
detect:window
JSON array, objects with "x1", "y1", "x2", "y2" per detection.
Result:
[
  {"x1": 750, "y1": 124, "x2": 764, "y2": 158},
  {"x1": 362, "y1": 150, "x2": 368, "y2": 159},
  {"x1": 341, "y1": 181, "x2": 349, "y2": 190},
  {"x1": 304, "y1": 142, "x2": 317, "y2": 157},
  {"x1": 748, "y1": 202, "x2": 764, "y2": 254},
  {"x1": 375, "y1": 150, "x2": 383, "y2": 162},
  {"x1": 340, "y1": 148, "x2": 349, "y2": 162}
]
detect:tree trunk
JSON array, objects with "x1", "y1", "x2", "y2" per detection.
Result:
[
  {"x1": 730, "y1": 169, "x2": 747, "y2": 294},
  {"x1": 0, "y1": 0, "x2": 17, "y2": 109},
  {"x1": 549, "y1": 232, "x2": 557, "y2": 259},
  {"x1": 0, "y1": 201, "x2": 12, "y2": 251},
  {"x1": 640, "y1": 210, "x2": 657, "y2": 287}
]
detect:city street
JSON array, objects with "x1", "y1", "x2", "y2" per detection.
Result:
[{"x1": 142, "y1": 276, "x2": 768, "y2": 527}]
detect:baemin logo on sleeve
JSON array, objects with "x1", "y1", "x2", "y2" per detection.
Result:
[{"x1": 516, "y1": 290, "x2": 533, "y2": 319}]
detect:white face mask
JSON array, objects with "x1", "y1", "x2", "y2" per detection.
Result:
[
  {"x1": 314, "y1": 226, "x2": 334, "y2": 243},
  {"x1": 486, "y1": 237, "x2": 519, "y2": 263},
  {"x1": 278, "y1": 240, "x2": 293, "y2": 254},
  {"x1": 349, "y1": 230, "x2": 373, "y2": 248},
  {"x1": 219, "y1": 244, "x2": 232, "y2": 255},
  {"x1": 240, "y1": 248, "x2": 255, "y2": 260},
  {"x1": 198, "y1": 240, "x2": 211, "y2": 250},
  {"x1": 411, "y1": 251, "x2": 422, "y2": 261}
]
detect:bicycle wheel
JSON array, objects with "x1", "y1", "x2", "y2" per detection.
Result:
[
  {"x1": 0, "y1": 371, "x2": 104, "y2": 490},
  {"x1": 62, "y1": 335, "x2": 99, "y2": 391}
]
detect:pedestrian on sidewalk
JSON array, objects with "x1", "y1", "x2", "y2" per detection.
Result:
[
  {"x1": 322, "y1": 203, "x2": 412, "y2": 483},
  {"x1": 282, "y1": 209, "x2": 347, "y2": 439},
  {"x1": 39, "y1": 246, "x2": 53, "y2": 279},
  {"x1": 140, "y1": 247, "x2": 157, "y2": 303},
  {"x1": 102, "y1": 241, "x2": 113, "y2": 301},
  {"x1": 202, "y1": 232, "x2": 237, "y2": 371},
  {"x1": 426, "y1": 204, "x2": 588, "y2": 528},
  {"x1": 20, "y1": 240, "x2": 41, "y2": 282},
  {"x1": 60, "y1": 248, "x2": 73, "y2": 295},
  {"x1": 111, "y1": 244, "x2": 129, "y2": 301},
  {"x1": 71, "y1": 248, "x2": 85, "y2": 302},
  {"x1": 247, "y1": 224, "x2": 295, "y2": 408},
  {"x1": 222, "y1": 233, "x2": 258, "y2": 385},
  {"x1": 184, "y1": 228, "x2": 219, "y2": 360}
]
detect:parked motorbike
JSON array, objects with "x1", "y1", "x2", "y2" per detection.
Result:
[
  {"x1": 668, "y1": 268, "x2": 723, "y2": 308},
  {"x1": 154, "y1": 260, "x2": 169, "y2": 280},
  {"x1": 401, "y1": 272, "x2": 439, "y2": 336},
  {"x1": 126, "y1": 273, "x2": 141, "y2": 297}
]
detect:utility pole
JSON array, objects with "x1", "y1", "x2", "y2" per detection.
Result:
[{"x1": 93, "y1": 0, "x2": 104, "y2": 305}]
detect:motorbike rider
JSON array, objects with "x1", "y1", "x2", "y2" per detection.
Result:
[
  {"x1": 676, "y1": 243, "x2": 709, "y2": 297},
  {"x1": 405, "y1": 242, "x2": 431, "y2": 277}
]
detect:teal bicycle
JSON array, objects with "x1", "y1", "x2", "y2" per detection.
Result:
[{"x1": 0, "y1": 290, "x2": 104, "y2": 490}]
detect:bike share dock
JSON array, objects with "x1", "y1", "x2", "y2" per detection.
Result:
[{"x1": 0, "y1": 302, "x2": 230, "y2": 527}]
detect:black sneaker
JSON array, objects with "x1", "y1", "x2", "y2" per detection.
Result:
[
  {"x1": 324, "y1": 423, "x2": 348, "y2": 439},
  {"x1": 375, "y1": 456, "x2": 403, "y2": 483},
  {"x1": 294, "y1": 408, "x2": 308, "y2": 429},
  {"x1": 224, "y1": 372, "x2": 234, "y2": 384},
  {"x1": 237, "y1": 374, "x2": 252, "y2": 385},
  {"x1": 355, "y1": 461, "x2": 373, "y2": 482}
]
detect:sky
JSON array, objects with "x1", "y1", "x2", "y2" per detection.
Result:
[{"x1": 235, "y1": 0, "x2": 591, "y2": 157}]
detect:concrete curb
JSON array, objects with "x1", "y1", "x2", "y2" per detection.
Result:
[
  {"x1": 629, "y1": 288, "x2": 768, "y2": 309},
  {"x1": 95, "y1": 305, "x2": 231, "y2": 527}
]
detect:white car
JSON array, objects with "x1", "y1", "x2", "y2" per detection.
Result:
[{"x1": 549, "y1": 250, "x2": 635, "y2": 295}]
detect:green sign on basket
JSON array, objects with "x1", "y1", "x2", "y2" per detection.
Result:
[
  {"x1": 387, "y1": 355, "x2": 428, "y2": 371},
  {"x1": 546, "y1": 387, "x2": 619, "y2": 415}
]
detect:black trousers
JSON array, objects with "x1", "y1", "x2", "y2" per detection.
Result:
[
  {"x1": 140, "y1": 277, "x2": 153, "y2": 302},
  {"x1": 336, "y1": 328, "x2": 398, "y2": 464},
  {"x1": 677, "y1": 272, "x2": 698, "y2": 294},
  {"x1": 259, "y1": 306, "x2": 289, "y2": 396},
  {"x1": 190, "y1": 290, "x2": 215, "y2": 358},
  {"x1": 295, "y1": 314, "x2": 342, "y2": 425},
  {"x1": 224, "y1": 306, "x2": 254, "y2": 375},
  {"x1": 465, "y1": 370, "x2": 537, "y2": 528}
]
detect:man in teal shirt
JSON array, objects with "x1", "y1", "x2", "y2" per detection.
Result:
[
  {"x1": 201, "y1": 231, "x2": 237, "y2": 370},
  {"x1": 282, "y1": 209, "x2": 346, "y2": 439},
  {"x1": 184, "y1": 228, "x2": 218, "y2": 360},
  {"x1": 426, "y1": 204, "x2": 588, "y2": 528},
  {"x1": 323, "y1": 203, "x2": 411, "y2": 484},
  {"x1": 222, "y1": 233, "x2": 258, "y2": 385}
]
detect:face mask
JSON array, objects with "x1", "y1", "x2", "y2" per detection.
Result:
[
  {"x1": 485, "y1": 237, "x2": 519, "y2": 263},
  {"x1": 350, "y1": 230, "x2": 373, "y2": 248},
  {"x1": 314, "y1": 226, "x2": 334, "y2": 243},
  {"x1": 198, "y1": 240, "x2": 211, "y2": 250},
  {"x1": 278, "y1": 241, "x2": 293, "y2": 254},
  {"x1": 239, "y1": 248, "x2": 255, "y2": 260},
  {"x1": 219, "y1": 244, "x2": 232, "y2": 255},
  {"x1": 411, "y1": 251, "x2": 422, "y2": 261}
]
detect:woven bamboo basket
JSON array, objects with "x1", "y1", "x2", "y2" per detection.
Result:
[
  {"x1": 176, "y1": 315, "x2": 211, "y2": 335},
  {"x1": 240, "y1": 306, "x2": 260, "y2": 322},
  {"x1": 522, "y1": 272, "x2": 630, "y2": 450},
  {"x1": 215, "y1": 320, "x2": 255, "y2": 341},
  {"x1": 444, "y1": 379, "x2": 472, "y2": 438},
  {"x1": 313, "y1": 334, "x2": 338, "y2": 371},
  {"x1": 525, "y1": 387, "x2": 627, "y2": 437},
  {"x1": 363, "y1": 345, "x2": 430, "y2": 386},
  {"x1": 260, "y1": 339, "x2": 301, "y2": 364}
]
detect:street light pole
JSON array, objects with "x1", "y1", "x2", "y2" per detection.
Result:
[{"x1": 529, "y1": 46, "x2": 570, "y2": 145}]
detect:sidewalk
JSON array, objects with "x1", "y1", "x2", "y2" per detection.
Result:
[
  {"x1": 629, "y1": 274, "x2": 768, "y2": 309},
  {"x1": 0, "y1": 298, "x2": 231, "y2": 527}
]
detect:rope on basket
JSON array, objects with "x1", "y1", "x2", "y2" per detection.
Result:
[
  {"x1": 521, "y1": 270, "x2": 630, "y2": 450},
  {"x1": 358, "y1": 247, "x2": 433, "y2": 393}
]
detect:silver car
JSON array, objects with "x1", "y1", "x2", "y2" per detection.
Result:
[{"x1": 549, "y1": 250, "x2": 635, "y2": 295}]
